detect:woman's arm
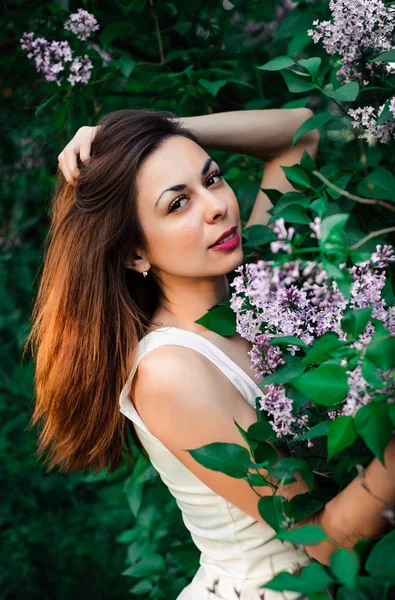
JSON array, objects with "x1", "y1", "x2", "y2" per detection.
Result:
[
  {"x1": 177, "y1": 108, "x2": 320, "y2": 227},
  {"x1": 300, "y1": 435, "x2": 395, "y2": 565}
]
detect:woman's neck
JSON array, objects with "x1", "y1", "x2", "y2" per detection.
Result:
[{"x1": 153, "y1": 273, "x2": 229, "y2": 329}]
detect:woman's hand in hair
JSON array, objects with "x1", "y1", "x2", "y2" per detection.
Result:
[{"x1": 57, "y1": 126, "x2": 99, "y2": 184}]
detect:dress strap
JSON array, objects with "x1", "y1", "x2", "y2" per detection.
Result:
[{"x1": 119, "y1": 326, "x2": 263, "y2": 438}]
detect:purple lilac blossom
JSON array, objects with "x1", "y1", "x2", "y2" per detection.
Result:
[
  {"x1": 348, "y1": 104, "x2": 395, "y2": 144},
  {"x1": 67, "y1": 55, "x2": 93, "y2": 86},
  {"x1": 270, "y1": 218, "x2": 294, "y2": 254},
  {"x1": 230, "y1": 218, "x2": 395, "y2": 438},
  {"x1": 259, "y1": 385, "x2": 310, "y2": 440},
  {"x1": 64, "y1": 9, "x2": 100, "y2": 41},
  {"x1": 230, "y1": 0, "x2": 296, "y2": 45},
  {"x1": 21, "y1": 32, "x2": 72, "y2": 85},
  {"x1": 307, "y1": 0, "x2": 395, "y2": 85}
]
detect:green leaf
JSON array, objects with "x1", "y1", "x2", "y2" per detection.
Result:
[
  {"x1": 243, "y1": 224, "x2": 276, "y2": 246},
  {"x1": 34, "y1": 90, "x2": 60, "y2": 117},
  {"x1": 371, "y1": 49, "x2": 395, "y2": 62},
  {"x1": 52, "y1": 102, "x2": 68, "y2": 130},
  {"x1": 262, "y1": 561, "x2": 333, "y2": 593},
  {"x1": 282, "y1": 69, "x2": 319, "y2": 93},
  {"x1": 292, "y1": 112, "x2": 333, "y2": 146},
  {"x1": 268, "y1": 204, "x2": 311, "y2": 225},
  {"x1": 256, "y1": 56, "x2": 295, "y2": 71},
  {"x1": 366, "y1": 323, "x2": 395, "y2": 370},
  {"x1": 276, "y1": 524, "x2": 327, "y2": 545},
  {"x1": 341, "y1": 307, "x2": 373, "y2": 340},
  {"x1": 261, "y1": 356, "x2": 306, "y2": 386},
  {"x1": 354, "y1": 402, "x2": 393, "y2": 464},
  {"x1": 320, "y1": 213, "x2": 350, "y2": 244},
  {"x1": 310, "y1": 194, "x2": 328, "y2": 218},
  {"x1": 361, "y1": 357, "x2": 383, "y2": 388},
  {"x1": 330, "y1": 548, "x2": 360, "y2": 588},
  {"x1": 302, "y1": 333, "x2": 346, "y2": 365},
  {"x1": 323, "y1": 81, "x2": 360, "y2": 102},
  {"x1": 376, "y1": 99, "x2": 394, "y2": 126},
  {"x1": 100, "y1": 21, "x2": 137, "y2": 48},
  {"x1": 129, "y1": 580, "x2": 154, "y2": 595},
  {"x1": 281, "y1": 165, "x2": 313, "y2": 189},
  {"x1": 199, "y1": 78, "x2": 228, "y2": 96},
  {"x1": 272, "y1": 192, "x2": 311, "y2": 213},
  {"x1": 247, "y1": 419, "x2": 277, "y2": 443},
  {"x1": 297, "y1": 57, "x2": 322, "y2": 80},
  {"x1": 117, "y1": 57, "x2": 135, "y2": 78},
  {"x1": 259, "y1": 188, "x2": 284, "y2": 206},
  {"x1": 195, "y1": 305, "x2": 236, "y2": 337},
  {"x1": 327, "y1": 416, "x2": 358, "y2": 461},
  {"x1": 233, "y1": 419, "x2": 257, "y2": 451},
  {"x1": 271, "y1": 457, "x2": 315, "y2": 492},
  {"x1": 289, "y1": 493, "x2": 325, "y2": 522},
  {"x1": 188, "y1": 442, "x2": 250, "y2": 478},
  {"x1": 258, "y1": 495, "x2": 290, "y2": 532},
  {"x1": 293, "y1": 421, "x2": 331, "y2": 441},
  {"x1": 327, "y1": 173, "x2": 352, "y2": 200},
  {"x1": 357, "y1": 167, "x2": 395, "y2": 202},
  {"x1": 122, "y1": 554, "x2": 166, "y2": 577},
  {"x1": 288, "y1": 32, "x2": 312, "y2": 55},
  {"x1": 269, "y1": 336, "x2": 309, "y2": 350},
  {"x1": 291, "y1": 364, "x2": 349, "y2": 405},
  {"x1": 252, "y1": 441, "x2": 279, "y2": 467},
  {"x1": 300, "y1": 150, "x2": 317, "y2": 173},
  {"x1": 366, "y1": 528, "x2": 395, "y2": 583}
]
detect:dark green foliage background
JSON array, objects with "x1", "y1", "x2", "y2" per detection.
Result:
[{"x1": 1, "y1": 0, "x2": 394, "y2": 598}]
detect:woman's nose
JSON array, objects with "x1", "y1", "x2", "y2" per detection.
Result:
[{"x1": 201, "y1": 189, "x2": 228, "y2": 222}]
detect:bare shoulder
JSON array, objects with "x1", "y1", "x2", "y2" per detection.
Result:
[
  {"x1": 133, "y1": 344, "x2": 257, "y2": 445},
  {"x1": 134, "y1": 344, "x2": 233, "y2": 416},
  {"x1": 132, "y1": 344, "x2": 311, "y2": 526}
]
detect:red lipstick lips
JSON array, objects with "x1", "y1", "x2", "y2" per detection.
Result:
[{"x1": 209, "y1": 225, "x2": 240, "y2": 252}]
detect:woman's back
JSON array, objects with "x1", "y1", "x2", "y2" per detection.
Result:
[{"x1": 119, "y1": 326, "x2": 310, "y2": 599}]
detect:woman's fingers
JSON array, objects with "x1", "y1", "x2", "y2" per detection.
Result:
[{"x1": 57, "y1": 126, "x2": 98, "y2": 184}]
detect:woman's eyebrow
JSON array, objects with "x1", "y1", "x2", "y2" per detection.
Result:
[{"x1": 154, "y1": 157, "x2": 215, "y2": 209}]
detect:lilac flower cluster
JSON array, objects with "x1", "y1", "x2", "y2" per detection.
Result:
[
  {"x1": 229, "y1": 0, "x2": 296, "y2": 46},
  {"x1": 307, "y1": 0, "x2": 395, "y2": 85},
  {"x1": 329, "y1": 366, "x2": 394, "y2": 419},
  {"x1": 20, "y1": 10, "x2": 99, "y2": 86},
  {"x1": 21, "y1": 33, "x2": 73, "y2": 84},
  {"x1": 64, "y1": 8, "x2": 100, "y2": 41},
  {"x1": 348, "y1": 103, "x2": 395, "y2": 144},
  {"x1": 230, "y1": 219, "x2": 395, "y2": 438}
]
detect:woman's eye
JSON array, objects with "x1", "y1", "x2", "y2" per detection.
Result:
[
  {"x1": 167, "y1": 170, "x2": 224, "y2": 213},
  {"x1": 207, "y1": 170, "x2": 223, "y2": 185},
  {"x1": 168, "y1": 195, "x2": 188, "y2": 213}
]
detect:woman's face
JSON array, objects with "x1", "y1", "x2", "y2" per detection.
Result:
[{"x1": 134, "y1": 135, "x2": 243, "y2": 279}]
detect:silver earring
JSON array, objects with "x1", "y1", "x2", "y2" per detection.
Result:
[{"x1": 142, "y1": 268, "x2": 148, "y2": 278}]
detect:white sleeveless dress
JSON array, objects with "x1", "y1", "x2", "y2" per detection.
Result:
[{"x1": 119, "y1": 326, "x2": 311, "y2": 600}]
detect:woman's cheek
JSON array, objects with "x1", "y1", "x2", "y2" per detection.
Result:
[{"x1": 174, "y1": 223, "x2": 202, "y2": 252}]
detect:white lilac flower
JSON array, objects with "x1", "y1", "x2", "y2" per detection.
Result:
[
  {"x1": 259, "y1": 385, "x2": 310, "y2": 438},
  {"x1": 67, "y1": 55, "x2": 93, "y2": 86},
  {"x1": 309, "y1": 217, "x2": 321, "y2": 239},
  {"x1": 348, "y1": 104, "x2": 395, "y2": 144},
  {"x1": 64, "y1": 9, "x2": 100, "y2": 41},
  {"x1": 230, "y1": 219, "x2": 394, "y2": 439},
  {"x1": 21, "y1": 32, "x2": 72, "y2": 85},
  {"x1": 307, "y1": 0, "x2": 395, "y2": 85}
]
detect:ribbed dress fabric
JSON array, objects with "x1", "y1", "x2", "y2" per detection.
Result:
[{"x1": 119, "y1": 326, "x2": 310, "y2": 599}]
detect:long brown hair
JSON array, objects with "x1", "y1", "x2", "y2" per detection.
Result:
[{"x1": 23, "y1": 109, "x2": 201, "y2": 475}]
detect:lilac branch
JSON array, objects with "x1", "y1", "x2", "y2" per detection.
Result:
[{"x1": 312, "y1": 170, "x2": 395, "y2": 213}]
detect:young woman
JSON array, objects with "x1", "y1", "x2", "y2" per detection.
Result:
[{"x1": 27, "y1": 108, "x2": 395, "y2": 600}]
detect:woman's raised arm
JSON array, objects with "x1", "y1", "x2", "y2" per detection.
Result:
[{"x1": 57, "y1": 109, "x2": 320, "y2": 222}]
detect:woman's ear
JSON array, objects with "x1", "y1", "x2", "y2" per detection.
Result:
[{"x1": 125, "y1": 252, "x2": 150, "y2": 275}]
